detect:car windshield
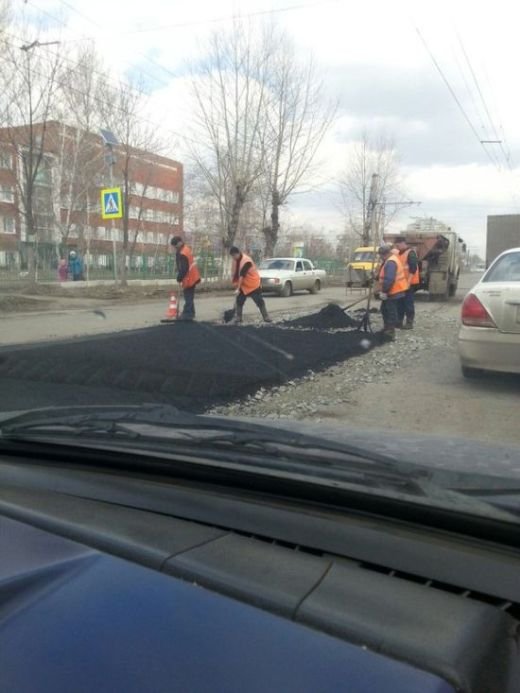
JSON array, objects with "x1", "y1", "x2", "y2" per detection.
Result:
[
  {"x1": 0, "y1": 0, "x2": 519, "y2": 531},
  {"x1": 483, "y1": 252, "x2": 520, "y2": 282},
  {"x1": 259, "y1": 260, "x2": 294, "y2": 270}
]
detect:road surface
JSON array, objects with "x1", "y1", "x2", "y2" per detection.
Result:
[
  {"x1": 0, "y1": 287, "x2": 352, "y2": 347},
  {"x1": 1, "y1": 274, "x2": 519, "y2": 448}
]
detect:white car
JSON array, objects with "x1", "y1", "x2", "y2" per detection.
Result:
[
  {"x1": 458, "y1": 247, "x2": 520, "y2": 377},
  {"x1": 259, "y1": 257, "x2": 326, "y2": 297}
]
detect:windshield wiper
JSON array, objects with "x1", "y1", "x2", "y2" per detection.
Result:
[{"x1": 0, "y1": 404, "x2": 518, "y2": 520}]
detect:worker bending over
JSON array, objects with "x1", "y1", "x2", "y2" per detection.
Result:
[
  {"x1": 376, "y1": 244, "x2": 408, "y2": 340},
  {"x1": 394, "y1": 236, "x2": 419, "y2": 329},
  {"x1": 230, "y1": 246, "x2": 271, "y2": 324}
]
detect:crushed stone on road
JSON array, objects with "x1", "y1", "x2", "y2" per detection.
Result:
[{"x1": 207, "y1": 305, "x2": 460, "y2": 421}]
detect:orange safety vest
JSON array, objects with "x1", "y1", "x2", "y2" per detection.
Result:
[
  {"x1": 378, "y1": 255, "x2": 408, "y2": 296},
  {"x1": 399, "y1": 248, "x2": 420, "y2": 286},
  {"x1": 233, "y1": 253, "x2": 261, "y2": 295},
  {"x1": 178, "y1": 245, "x2": 201, "y2": 289}
]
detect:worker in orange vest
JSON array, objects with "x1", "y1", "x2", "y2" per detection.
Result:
[
  {"x1": 394, "y1": 236, "x2": 420, "y2": 330},
  {"x1": 376, "y1": 244, "x2": 408, "y2": 340},
  {"x1": 229, "y1": 246, "x2": 271, "y2": 324},
  {"x1": 170, "y1": 236, "x2": 201, "y2": 321}
]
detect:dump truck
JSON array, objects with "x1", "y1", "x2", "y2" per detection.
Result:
[{"x1": 384, "y1": 224, "x2": 466, "y2": 300}]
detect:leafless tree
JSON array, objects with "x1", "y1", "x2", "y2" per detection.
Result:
[
  {"x1": 101, "y1": 79, "x2": 163, "y2": 285},
  {"x1": 188, "y1": 21, "x2": 272, "y2": 256},
  {"x1": 260, "y1": 32, "x2": 336, "y2": 256},
  {"x1": 338, "y1": 132, "x2": 408, "y2": 245},
  {"x1": 0, "y1": 31, "x2": 63, "y2": 280},
  {"x1": 52, "y1": 46, "x2": 108, "y2": 262}
]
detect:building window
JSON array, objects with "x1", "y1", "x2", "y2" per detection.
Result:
[
  {"x1": 97, "y1": 226, "x2": 105, "y2": 240},
  {"x1": 0, "y1": 152, "x2": 12, "y2": 169},
  {"x1": 1, "y1": 216, "x2": 15, "y2": 233},
  {"x1": 172, "y1": 215, "x2": 180, "y2": 226},
  {"x1": 0, "y1": 186, "x2": 14, "y2": 203},
  {"x1": 146, "y1": 231, "x2": 154, "y2": 243}
]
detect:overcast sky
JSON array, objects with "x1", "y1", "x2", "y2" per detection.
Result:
[{"x1": 18, "y1": 0, "x2": 520, "y2": 256}]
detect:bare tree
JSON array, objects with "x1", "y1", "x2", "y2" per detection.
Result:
[
  {"x1": 101, "y1": 79, "x2": 163, "y2": 285},
  {"x1": 0, "y1": 33, "x2": 63, "y2": 280},
  {"x1": 189, "y1": 21, "x2": 272, "y2": 255},
  {"x1": 338, "y1": 132, "x2": 407, "y2": 245},
  {"x1": 260, "y1": 33, "x2": 336, "y2": 256},
  {"x1": 54, "y1": 45, "x2": 108, "y2": 261}
]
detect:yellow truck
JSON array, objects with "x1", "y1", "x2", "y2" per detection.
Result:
[{"x1": 346, "y1": 246, "x2": 379, "y2": 287}]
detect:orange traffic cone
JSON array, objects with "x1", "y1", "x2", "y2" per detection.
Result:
[{"x1": 161, "y1": 292, "x2": 178, "y2": 322}]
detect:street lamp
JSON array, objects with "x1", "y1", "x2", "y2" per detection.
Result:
[{"x1": 18, "y1": 39, "x2": 61, "y2": 280}]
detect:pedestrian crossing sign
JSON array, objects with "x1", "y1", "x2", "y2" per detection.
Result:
[{"x1": 101, "y1": 187, "x2": 123, "y2": 220}]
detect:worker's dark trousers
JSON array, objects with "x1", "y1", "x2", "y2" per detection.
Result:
[
  {"x1": 397, "y1": 288, "x2": 415, "y2": 324},
  {"x1": 381, "y1": 297, "x2": 399, "y2": 329},
  {"x1": 236, "y1": 288, "x2": 267, "y2": 317},
  {"x1": 182, "y1": 286, "x2": 196, "y2": 320}
]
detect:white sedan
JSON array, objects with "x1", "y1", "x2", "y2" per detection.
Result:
[
  {"x1": 458, "y1": 247, "x2": 520, "y2": 377},
  {"x1": 259, "y1": 258, "x2": 326, "y2": 297}
]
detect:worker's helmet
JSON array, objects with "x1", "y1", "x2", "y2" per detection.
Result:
[
  {"x1": 69, "y1": 250, "x2": 76, "y2": 257},
  {"x1": 377, "y1": 244, "x2": 392, "y2": 256},
  {"x1": 229, "y1": 246, "x2": 240, "y2": 256}
]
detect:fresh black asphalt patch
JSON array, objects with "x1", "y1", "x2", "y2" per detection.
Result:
[{"x1": 0, "y1": 323, "x2": 376, "y2": 413}]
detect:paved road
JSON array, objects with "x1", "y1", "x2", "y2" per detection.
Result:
[{"x1": 0, "y1": 286, "x2": 357, "y2": 347}]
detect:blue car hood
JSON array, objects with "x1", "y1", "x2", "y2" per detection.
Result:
[{"x1": 0, "y1": 514, "x2": 454, "y2": 693}]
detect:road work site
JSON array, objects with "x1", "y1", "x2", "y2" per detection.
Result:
[{"x1": 1, "y1": 274, "x2": 518, "y2": 447}]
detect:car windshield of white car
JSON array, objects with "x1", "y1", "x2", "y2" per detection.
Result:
[
  {"x1": 261, "y1": 260, "x2": 293, "y2": 270},
  {"x1": 484, "y1": 252, "x2": 520, "y2": 282}
]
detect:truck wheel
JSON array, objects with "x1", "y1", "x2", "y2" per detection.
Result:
[
  {"x1": 280, "y1": 281, "x2": 292, "y2": 298},
  {"x1": 309, "y1": 280, "x2": 321, "y2": 294}
]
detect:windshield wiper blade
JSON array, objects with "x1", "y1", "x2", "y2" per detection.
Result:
[{"x1": 1, "y1": 405, "x2": 517, "y2": 520}]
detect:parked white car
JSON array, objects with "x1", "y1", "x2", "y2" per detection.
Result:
[
  {"x1": 259, "y1": 258, "x2": 326, "y2": 297},
  {"x1": 458, "y1": 247, "x2": 520, "y2": 377}
]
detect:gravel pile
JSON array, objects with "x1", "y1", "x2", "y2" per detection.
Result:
[{"x1": 206, "y1": 305, "x2": 459, "y2": 421}]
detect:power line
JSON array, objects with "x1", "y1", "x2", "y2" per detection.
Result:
[
  {"x1": 455, "y1": 30, "x2": 513, "y2": 172},
  {"x1": 415, "y1": 26, "x2": 498, "y2": 170},
  {"x1": 56, "y1": 0, "x2": 341, "y2": 42}
]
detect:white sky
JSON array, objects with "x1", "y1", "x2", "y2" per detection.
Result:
[{"x1": 17, "y1": 0, "x2": 520, "y2": 256}]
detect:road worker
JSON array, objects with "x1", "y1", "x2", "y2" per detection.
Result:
[
  {"x1": 170, "y1": 236, "x2": 201, "y2": 321},
  {"x1": 229, "y1": 246, "x2": 271, "y2": 324},
  {"x1": 376, "y1": 244, "x2": 408, "y2": 340},
  {"x1": 394, "y1": 236, "x2": 419, "y2": 329}
]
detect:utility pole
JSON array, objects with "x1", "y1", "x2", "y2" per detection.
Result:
[
  {"x1": 100, "y1": 129, "x2": 119, "y2": 282},
  {"x1": 363, "y1": 173, "x2": 379, "y2": 246}
]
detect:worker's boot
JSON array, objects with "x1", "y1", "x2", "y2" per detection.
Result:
[
  {"x1": 381, "y1": 327, "x2": 396, "y2": 342},
  {"x1": 260, "y1": 304, "x2": 272, "y2": 323},
  {"x1": 396, "y1": 321, "x2": 404, "y2": 329},
  {"x1": 402, "y1": 320, "x2": 414, "y2": 330}
]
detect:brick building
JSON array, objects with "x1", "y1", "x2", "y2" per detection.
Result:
[{"x1": 0, "y1": 121, "x2": 183, "y2": 278}]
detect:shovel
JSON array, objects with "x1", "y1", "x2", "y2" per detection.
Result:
[{"x1": 223, "y1": 296, "x2": 237, "y2": 324}]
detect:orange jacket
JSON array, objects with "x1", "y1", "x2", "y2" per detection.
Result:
[
  {"x1": 399, "y1": 248, "x2": 420, "y2": 286},
  {"x1": 232, "y1": 253, "x2": 261, "y2": 295},
  {"x1": 378, "y1": 255, "x2": 408, "y2": 296},
  {"x1": 178, "y1": 245, "x2": 201, "y2": 289}
]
